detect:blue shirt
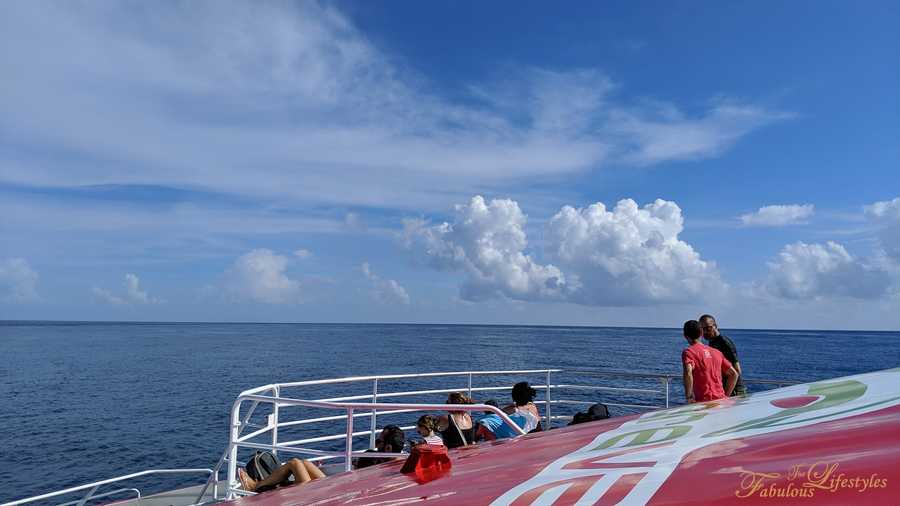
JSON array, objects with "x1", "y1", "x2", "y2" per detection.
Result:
[{"x1": 478, "y1": 412, "x2": 528, "y2": 439}]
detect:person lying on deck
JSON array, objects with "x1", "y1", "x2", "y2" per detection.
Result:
[{"x1": 238, "y1": 458, "x2": 325, "y2": 492}]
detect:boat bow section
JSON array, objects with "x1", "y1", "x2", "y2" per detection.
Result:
[{"x1": 233, "y1": 368, "x2": 900, "y2": 505}]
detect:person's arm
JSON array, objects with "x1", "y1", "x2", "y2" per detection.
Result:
[
  {"x1": 723, "y1": 366, "x2": 738, "y2": 397},
  {"x1": 476, "y1": 424, "x2": 496, "y2": 441},
  {"x1": 724, "y1": 337, "x2": 743, "y2": 380},
  {"x1": 436, "y1": 414, "x2": 449, "y2": 432},
  {"x1": 682, "y1": 361, "x2": 695, "y2": 403}
]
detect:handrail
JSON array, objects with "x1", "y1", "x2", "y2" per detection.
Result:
[
  {"x1": 9, "y1": 367, "x2": 801, "y2": 506},
  {"x1": 0, "y1": 469, "x2": 215, "y2": 506},
  {"x1": 55, "y1": 488, "x2": 140, "y2": 506},
  {"x1": 224, "y1": 396, "x2": 526, "y2": 498},
  {"x1": 237, "y1": 369, "x2": 564, "y2": 397},
  {"x1": 218, "y1": 368, "x2": 801, "y2": 499}
]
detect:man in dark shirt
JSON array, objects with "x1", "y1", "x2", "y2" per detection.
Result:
[{"x1": 699, "y1": 314, "x2": 747, "y2": 396}]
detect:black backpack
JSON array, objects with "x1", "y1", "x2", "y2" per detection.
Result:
[
  {"x1": 245, "y1": 451, "x2": 288, "y2": 490},
  {"x1": 569, "y1": 403, "x2": 611, "y2": 426}
]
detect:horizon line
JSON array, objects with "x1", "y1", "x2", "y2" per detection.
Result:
[{"x1": 1, "y1": 319, "x2": 897, "y2": 333}]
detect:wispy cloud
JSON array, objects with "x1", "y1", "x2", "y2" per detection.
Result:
[
  {"x1": 609, "y1": 99, "x2": 794, "y2": 166},
  {"x1": 361, "y1": 262, "x2": 410, "y2": 305},
  {"x1": 93, "y1": 273, "x2": 162, "y2": 305},
  {"x1": 740, "y1": 204, "x2": 815, "y2": 227},
  {"x1": 0, "y1": 258, "x2": 39, "y2": 301},
  {"x1": 1, "y1": 2, "x2": 791, "y2": 213}
]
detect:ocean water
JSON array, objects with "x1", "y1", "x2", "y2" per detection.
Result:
[{"x1": 1, "y1": 321, "x2": 898, "y2": 503}]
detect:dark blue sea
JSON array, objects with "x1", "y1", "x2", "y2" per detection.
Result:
[{"x1": 2, "y1": 322, "x2": 899, "y2": 503}]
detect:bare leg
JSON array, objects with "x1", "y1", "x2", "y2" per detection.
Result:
[
  {"x1": 302, "y1": 460, "x2": 326, "y2": 480},
  {"x1": 239, "y1": 458, "x2": 311, "y2": 491},
  {"x1": 288, "y1": 458, "x2": 312, "y2": 484}
]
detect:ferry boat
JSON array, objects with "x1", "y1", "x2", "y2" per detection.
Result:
[{"x1": 5, "y1": 367, "x2": 899, "y2": 505}]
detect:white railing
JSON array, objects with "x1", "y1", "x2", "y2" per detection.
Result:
[
  {"x1": 214, "y1": 368, "x2": 691, "y2": 499},
  {"x1": 5, "y1": 368, "x2": 799, "y2": 506},
  {"x1": 0, "y1": 469, "x2": 217, "y2": 506}
]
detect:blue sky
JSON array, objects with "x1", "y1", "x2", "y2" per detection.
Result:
[{"x1": 1, "y1": 1, "x2": 898, "y2": 329}]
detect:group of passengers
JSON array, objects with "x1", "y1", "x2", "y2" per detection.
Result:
[
  {"x1": 360, "y1": 380, "x2": 542, "y2": 469},
  {"x1": 239, "y1": 381, "x2": 543, "y2": 491},
  {"x1": 240, "y1": 312, "x2": 748, "y2": 492}
]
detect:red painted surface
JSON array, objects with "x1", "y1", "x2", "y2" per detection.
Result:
[
  {"x1": 769, "y1": 395, "x2": 821, "y2": 409},
  {"x1": 232, "y1": 416, "x2": 636, "y2": 506},
  {"x1": 647, "y1": 402, "x2": 900, "y2": 505},
  {"x1": 230, "y1": 384, "x2": 900, "y2": 505}
]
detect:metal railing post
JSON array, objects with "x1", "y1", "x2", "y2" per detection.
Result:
[
  {"x1": 271, "y1": 385, "x2": 280, "y2": 457},
  {"x1": 74, "y1": 485, "x2": 99, "y2": 506},
  {"x1": 467, "y1": 373, "x2": 473, "y2": 399},
  {"x1": 344, "y1": 408, "x2": 355, "y2": 472},
  {"x1": 227, "y1": 403, "x2": 241, "y2": 499},
  {"x1": 545, "y1": 370, "x2": 552, "y2": 429},
  {"x1": 369, "y1": 379, "x2": 378, "y2": 450}
]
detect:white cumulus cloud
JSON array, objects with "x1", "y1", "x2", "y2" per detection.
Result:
[
  {"x1": 761, "y1": 241, "x2": 890, "y2": 300},
  {"x1": 865, "y1": 197, "x2": 900, "y2": 263},
  {"x1": 404, "y1": 196, "x2": 724, "y2": 305},
  {"x1": 0, "y1": 258, "x2": 39, "y2": 301},
  {"x1": 93, "y1": 273, "x2": 161, "y2": 304},
  {"x1": 361, "y1": 262, "x2": 410, "y2": 305},
  {"x1": 547, "y1": 199, "x2": 725, "y2": 305},
  {"x1": 740, "y1": 204, "x2": 815, "y2": 227},
  {"x1": 224, "y1": 249, "x2": 301, "y2": 304},
  {"x1": 403, "y1": 196, "x2": 567, "y2": 302}
]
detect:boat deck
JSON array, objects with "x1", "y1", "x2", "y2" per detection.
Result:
[{"x1": 108, "y1": 485, "x2": 216, "y2": 506}]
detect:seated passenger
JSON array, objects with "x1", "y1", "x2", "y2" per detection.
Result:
[
  {"x1": 437, "y1": 392, "x2": 476, "y2": 448},
  {"x1": 475, "y1": 407, "x2": 533, "y2": 441},
  {"x1": 414, "y1": 415, "x2": 445, "y2": 446},
  {"x1": 238, "y1": 458, "x2": 325, "y2": 492},
  {"x1": 503, "y1": 381, "x2": 541, "y2": 432},
  {"x1": 356, "y1": 424, "x2": 406, "y2": 469},
  {"x1": 475, "y1": 387, "x2": 540, "y2": 441}
]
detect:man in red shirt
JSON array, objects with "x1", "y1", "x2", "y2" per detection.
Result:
[{"x1": 681, "y1": 320, "x2": 738, "y2": 403}]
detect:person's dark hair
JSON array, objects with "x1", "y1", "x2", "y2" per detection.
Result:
[
  {"x1": 382, "y1": 424, "x2": 405, "y2": 452},
  {"x1": 511, "y1": 381, "x2": 537, "y2": 406},
  {"x1": 447, "y1": 392, "x2": 474, "y2": 405},
  {"x1": 699, "y1": 314, "x2": 716, "y2": 325},
  {"x1": 416, "y1": 414, "x2": 438, "y2": 433},
  {"x1": 683, "y1": 320, "x2": 702, "y2": 340},
  {"x1": 483, "y1": 398, "x2": 499, "y2": 415}
]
